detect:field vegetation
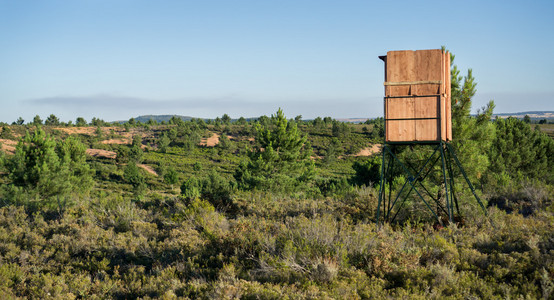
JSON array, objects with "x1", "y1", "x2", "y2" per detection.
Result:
[{"x1": 0, "y1": 58, "x2": 553, "y2": 298}]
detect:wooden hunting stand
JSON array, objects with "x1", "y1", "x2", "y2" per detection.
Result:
[{"x1": 376, "y1": 49, "x2": 486, "y2": 224}]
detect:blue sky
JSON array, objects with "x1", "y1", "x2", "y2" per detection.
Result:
[{"x1": 0, "y1": 0, "x2": 553, "y2": 122}]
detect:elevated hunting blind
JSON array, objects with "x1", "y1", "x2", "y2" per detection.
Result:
[
  {"x1": 376, "y1": 49, "x2": 486, "y2": 225},
  {"x1": 379, "y1": 49, "x2": 451, "y2": 142}
]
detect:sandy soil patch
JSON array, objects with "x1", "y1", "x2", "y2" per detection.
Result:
[
  {"x1": 138, "y1": 164, "x2": 158, "y2": 176},
  {"x1": 86, "y1": 149, "x2": 117, "y2": 159},
  {"x1": 200, "y1": 133, "x2": 220, "y2": 147},
  {"x1": 101, "y1": 138, "x2": 131, "y2": 145},
  {"x1": 0, "y1": 139, "x2": 17, "y2": 146},
  {"x1": 0, "y1": 139, "x2": 17, "y2": 154},
  {"x1": 1, "y1": 144, "x2": 15, "y2": 154},
  {"x1": 54, "y1": 127, "x2": 96, "y2": 135},
  {"x1": 354, "y1": 144, "x2": 382, "y2": 156}
]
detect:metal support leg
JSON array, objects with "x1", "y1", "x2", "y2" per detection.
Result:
[
  {"x1": 439, "y1": 142, "x2": 452, "y2": 223},
  {"x1": 376, "y1": 142, "x2": 486, "y2": 224},
  {"x1": 376, "y1": 145, "x2": 387, "y2": 225},
  {"x1": 446, "y1": 143, "x2": 487, "y2": 216}
]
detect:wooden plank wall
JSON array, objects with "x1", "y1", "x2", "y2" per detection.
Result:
[{"x1": 383, "y1": 49, "x2": 451, "y2": 142}]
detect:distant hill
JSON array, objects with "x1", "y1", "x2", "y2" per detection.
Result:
[
  {"x1": 118, "y1": 111, "x2": 554, "y2": 124},
  {"x1": 135, "y1": 115, "x2": 195, "y2": 123},
  {"x1": 492, "y1": 111, "x2": 554, "y2": 120},
  {"x1": 120, "y1": 115, "x2": 259, "y2": 123},
  {"x1": 113, "y1": 115, "x2": 195, "y2": 123}
]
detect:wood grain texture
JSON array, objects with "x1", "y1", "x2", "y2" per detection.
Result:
[{"x1": 382, "y1": 49, "x2": 451, "y2": 142}]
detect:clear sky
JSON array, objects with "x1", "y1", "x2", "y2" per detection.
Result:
[{"x1": 1, "y1": 0, "x2": 553, "y2": 122}]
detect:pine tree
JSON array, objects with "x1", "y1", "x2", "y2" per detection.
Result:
[
  {"x1": 449, "y1": 52, "x2": 496, "y2": 183},
  {"x1": 164, "y1": 166, "x2": 179, "y2": 186},
  {"x1": 217, "y1": 133, "x2": 231, "y2": 150},
  {"x1": 158, "y1": 133, "x2": 170, "y2": 153},
  {"x1": 129, "y1": 135, "x2": 144, "y2": 163},
  {"x1": 32, "y1": 115, "x2": 43, "y2": 126},
  {"x1": 45, "y1": 114, "x2": 60, "y2": 126},
  {"x1": 235, "y1": 108, "x2": 315, "y2": 191},
  {"x1": 76, "y1": 117, "x2": 87, "y2": 127},
  {"x1": 489, "y1": 117, "x2": 553, "y2": 183},
  {"x1": 4, "y1": 127, "x2": 93, "y2": 208},
  {"x1": 221, "y1": 114, "x2": 232, "y2": 125},
  {"x1": 56, "y1": 136, "x2": 94, "y2": 195}
]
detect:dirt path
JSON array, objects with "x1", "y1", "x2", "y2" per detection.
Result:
[
  {"x1": 86, "y1": 149, "x2": 117, "y2": 159},
  {"x1": 138, "y1": 164, "x2": 158, "y2": 176}
]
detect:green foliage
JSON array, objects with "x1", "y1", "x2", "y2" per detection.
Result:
[
  {"x1": 90, "y1": 117, "x2": 106, "y2": 127},
  {"x1": 128, "y1": 135, "x2": 143, "y2": 163},
  {"x1": 312, "y1": 116, "x2": 324, "y2": 130},
  {"x1": 368, "y1": 117, "x2": 384, "y2": 140},
  {"x1": 217, "y1": 132, "x2": 232, "y2": 150},
  {"x1": 95, "y1": 126, "x2": 103, "y2": 139},
  {"x1": 181, "y1": 177, "x2": 201, "y2": 200},
  {"x1": 157, "y1": 132, "x2": 170, "y2": 153},
  {"x1": 124, "y1": 161, "x2": 144, "y2": 187},
  {"x1": 235, "y1": 108, "x2": 315, "y2": 192},
  {"x1": 332, "y1": 121, "x2": 350, "y2": 138},
  {"x1": 351, "y1": 155, "x2": 381, "y2": 186},
  {"x1": 0, "y1": 125, "x2": 14, "y2": 139},
  {"x1": 15, "y1": 117, "x2": 24, "y2": 125},
  {"x1": 323, "y1": 137, "x2": 341, "y2": 164},
  {"x1": 0, "y1": 108, "x2": 552, "y2": 298},
  {"x1": 123, "y1": 161, "x2": 146, "y2": 198},
  {"x1": 32, "y1": 115, "x2": 43, "y2": 126},
  {"x1": 236, "y1": 116, "x2": 247, "y2": 125},
  {"x1": 450, "y1": 53, "x2": 496, "y2": 183},
  {"x1": 523, "y1": 114, "x2": 531, "y2": 123},
  {"x1": 75, "y1": 117, "x2": 87, "y2": 126},
  {"x1": 221, "y1": 113, "x2": 231, "y2": 125},
  {"x1": 163, "y1": 166, "x2": 179, "y2": 185},
  {"x1": 3, "y1": 128, "x2": 93, "y2": 209},
  {"x1": 44, "y1": 114, "x2": 60, "y2": 126},
  {"x1": 56, "y1": 136, "x2": 95, "y2": 195},
  {"x1": 489, "y1": 117, "x2": 554, "y2": 184},
  {"x1": 199, "y1": 171, "x2": 234, "y2": 211}
]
